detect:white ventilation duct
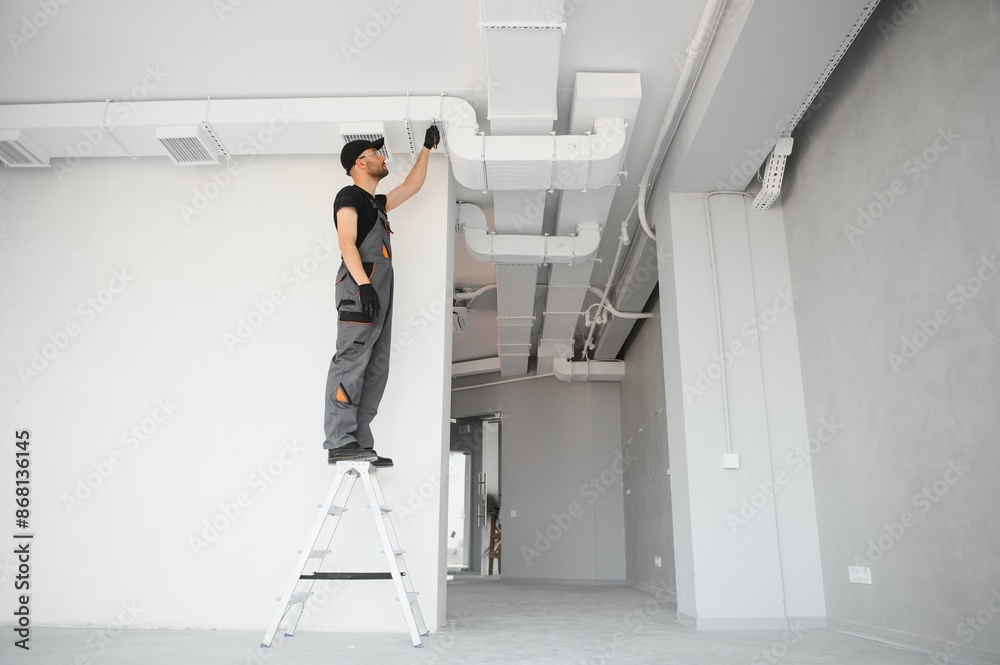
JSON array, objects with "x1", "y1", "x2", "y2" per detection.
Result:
[
  {"x1": 460, "y1": 203, "x2": 599, "y2": 264},
  {"x1": 536, "y1": 73, "x2": 642, "y2": 370},
  {"x1": 452, "y1": 357, "x2": 503, "y2": 378},
  {"x1": 0, "y1": 96, "x2": 474, "y2": 163},
  {"x1": 552, "y1": 358, "x2": 625, "y2": 382},
  {"x1": 446, "y1": 118, "x2": 627, "y2": 191},
  {"x1": 0, "y1": 129, "x2": 50, "y2": 167}
]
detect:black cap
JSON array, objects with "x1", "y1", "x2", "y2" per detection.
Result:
[{"x1": 340, "y1": 137, "x2": 385, "y2": 175}]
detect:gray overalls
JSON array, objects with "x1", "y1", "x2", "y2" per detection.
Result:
[{"x1": 323, "y1": 194, "x2": 394, "y2": 450}]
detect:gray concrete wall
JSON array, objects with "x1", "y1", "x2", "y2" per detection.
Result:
[
  {"x1": 452, "y1": 377, "x2": 626, "y2": 583},
  {"x1": 781, "y1": 0, "x2": 1000, "y2": 660},
  {"x1": 618, "y1": 296, "x2": 676, "y2": 599}
]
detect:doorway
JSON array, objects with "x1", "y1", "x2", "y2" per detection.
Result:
[{"x1": 448, "y1": 415, "x2": 501, "y2": 575}]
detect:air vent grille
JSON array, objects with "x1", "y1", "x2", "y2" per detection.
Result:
[
  {"x1": 155, "y1": 126, "x2": 220, "y2": 165},
  {"x1": 0, "y1": 130, "x2": 50, "y2": 167},
  {"x1": 341, "y1": 132, "x2": 390, "y2": 161}
]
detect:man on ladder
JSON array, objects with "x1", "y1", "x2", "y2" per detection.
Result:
[{"x1": 324, "y1": 125, "x2": 441, "y2": 466}]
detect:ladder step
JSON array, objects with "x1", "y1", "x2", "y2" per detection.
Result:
[
  {"x1": 328, "y1": 506, "x2": 347, "y2": 516},
  {"x1": 381, "y1": 549, "x2": 405, "y2": 556},
  {"x1": 396, "y1": 591, "x2": 420, "y2": 603},
  {"x1": 367, "y1": 504, "x2": 391, "y2": 513},
  {"x1": 300, "y1": 572, "x2": 402, "y2": 580},
  {"x1": 287, "y1": 592, "x2": 312, "y2": 604},
  {"x1": 296, "y1": 549, "x2": 331, "y2": 558}
]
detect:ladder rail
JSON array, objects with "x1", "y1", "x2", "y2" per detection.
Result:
[
  {"x1": 360, "y1": 470, "x2": 429, "y2": 645},
  {"x1": 262, "y1": 461, "x2": 427, "y2": 649},
  {"x1": 283, "y1": 470, "x2": 360, "y2": 638},
  {"x1": 262, "y1": 465, "x2": 357, "y2": 646}
]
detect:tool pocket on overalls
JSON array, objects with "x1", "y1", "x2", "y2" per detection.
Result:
[{"x1": 336, "y1": 262, "x2": 376, "y2": 325}]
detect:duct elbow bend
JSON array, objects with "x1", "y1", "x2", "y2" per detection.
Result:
[{"x1": 552, "y1": 357, "x2": 626, "y2": 382}]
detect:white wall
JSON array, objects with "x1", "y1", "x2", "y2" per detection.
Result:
[
  {"x1": 451, "y1": 377, "x2": 625, "y2": 583},
  {"x1": 0, "y1": 152, "x2": 453, "y2": 636},
  {"x1": 780, "y1": 0, "x2": 1000, "y2": 660},
  {"x1": 655, "y1": 190, "x2": 825, "y2": 629}
]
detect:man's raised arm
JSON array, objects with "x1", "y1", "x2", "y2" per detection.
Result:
[{"x1": 385, "y1": 125, "x2": 439, "y2": 212}]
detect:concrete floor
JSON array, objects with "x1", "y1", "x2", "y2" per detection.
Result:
[{"x1": 2, "y1": 577, "x2": 934, "y2": 665}]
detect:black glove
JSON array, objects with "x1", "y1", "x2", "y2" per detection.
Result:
[
  {"x1": 358, "y1": 283, "x2": 380, "y2": 320},
  {"x1": 423, "y1": 125, "x2": 440, "y2": 150}
]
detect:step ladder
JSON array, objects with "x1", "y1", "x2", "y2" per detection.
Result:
[{"x1": 261, "y1": 460, "x2": 429, "y2": 648}]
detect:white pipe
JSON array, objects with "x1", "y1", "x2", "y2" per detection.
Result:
[
  {"x1": 586, "y1": 288, "x2": 654, "y2": 320},
  {"x1": 636, "y1": 0, "x2": 729, "y2": 241},
  {"x1": 581, "y1": 200, "x2": 638, "y2": 359},
  {"x1": 704, "y1": 190, "x2": 754, "y2": 457},
  {"x1": 451, "y1": 373, "x2": 555, "y2": 392},
  {"x1": 453, "y1": 284, "x2": 497, "y2": 303}
]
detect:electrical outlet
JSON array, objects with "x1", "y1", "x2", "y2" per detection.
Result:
[
  {"x1": 654, "y1": 556, "x2": 662, "y2": 567},
  {"x1": 510, "y1": 510, "x2": 516, "y2": 518},
  {"x1": 848, "y1": 566, "x2": 871, "y2": 584}
]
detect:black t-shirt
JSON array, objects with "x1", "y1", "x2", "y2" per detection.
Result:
[{"x1": 333, "y1": 185, "x2": 387, "y2": 248}]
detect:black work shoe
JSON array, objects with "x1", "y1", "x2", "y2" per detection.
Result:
[
  {"x1": 328, "y1": 443, "x2": 378, "y2": 464},
  {"x1": 371, "y1": 451, "x2": 394, "y2": 468}
]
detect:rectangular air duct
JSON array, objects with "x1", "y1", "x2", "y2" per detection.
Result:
[
  {"x1": 155, "y1": 125, "x2": 221, "y2": 165},
  {"x1": 0, "y1": 130, "x2": 50, "y2": 167}
]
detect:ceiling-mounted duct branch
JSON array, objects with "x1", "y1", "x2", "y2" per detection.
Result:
[
  {"x1": 552, "y1": 358, "x2": 625, "y2": 382},
  {"x1": 446, "y1": 118, "x2": 626, "y2": 191},
  {"x1": 459, "y1": 203, "x2": 599, "y2": 265},
  {"x1": 0, "y1": 95, "x2": 477, "y2": 163}
]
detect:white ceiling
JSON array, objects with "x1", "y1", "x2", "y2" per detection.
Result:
[{"x1": 0, "y1": 0, "x2": 875, "y2": 369}]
